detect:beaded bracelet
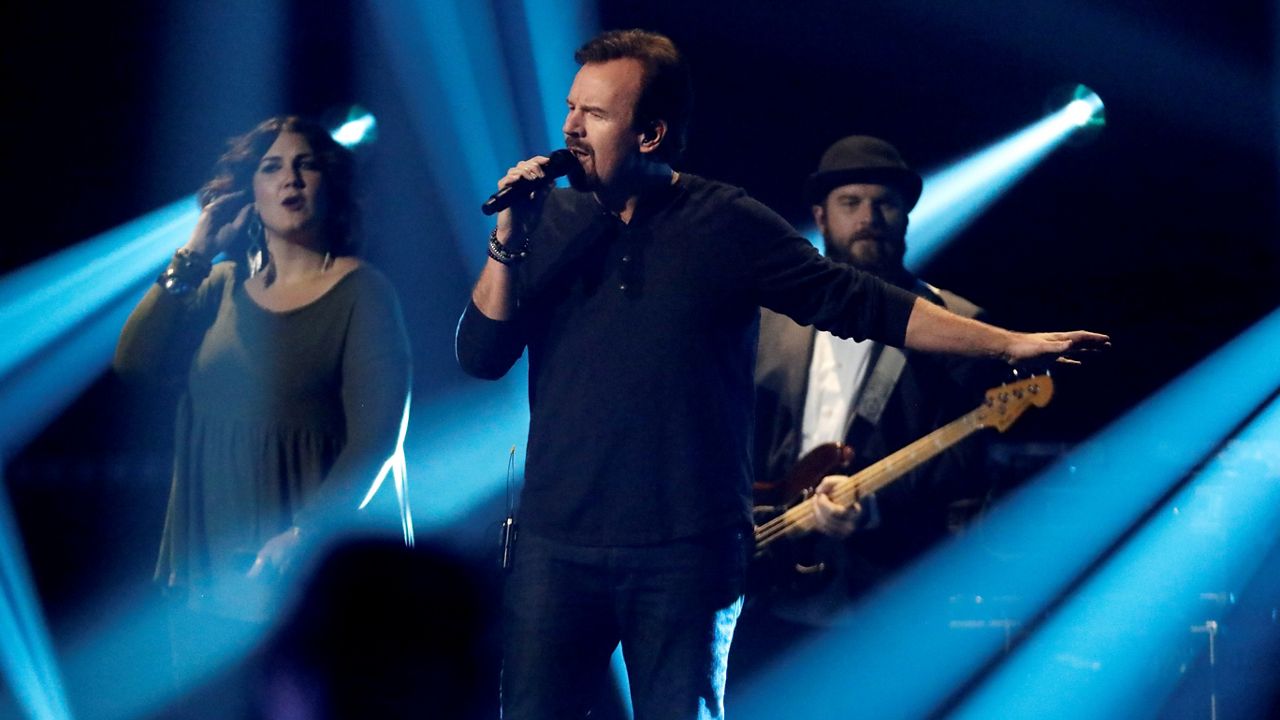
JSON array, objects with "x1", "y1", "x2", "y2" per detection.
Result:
[
  {"x1": 156, "y1": 248, "x2": 213, "y2": 295},
  {"x1": 487, "y1": 228, "x2": 530, "y2": 266}
]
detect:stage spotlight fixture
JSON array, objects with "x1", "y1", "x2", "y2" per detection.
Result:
[
  {"x1": 331, "y1": 105, "x2": 378, "y2": 148},
  {"x1": 1063, "y1": 99, "x2": 1095, "y2": 127},
  {"x1": 903, "y1": 82, "x2": 1105, "y2": 269},
  {"x1": 1053, "y1": 84, "x2": 1105, "y2": 131}
]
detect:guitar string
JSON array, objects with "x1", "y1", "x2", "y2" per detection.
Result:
[
  {"x1": 753, "y1": 414, "x2": 978, "y2": 550},
  {"x1": 753, "y1": 378, "x2": 1050, "y2": 552},
  {"x1": 754, "y1": 419, "x2": 978, "y2": 548}
]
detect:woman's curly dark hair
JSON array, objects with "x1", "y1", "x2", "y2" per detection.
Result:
[{"x1": 198, "y1": 116, "x2": 361, "y2": 256}]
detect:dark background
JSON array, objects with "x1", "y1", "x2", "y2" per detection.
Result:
[{"x1": 1, "y1": 0, "x2": 1276, "y2": 714}]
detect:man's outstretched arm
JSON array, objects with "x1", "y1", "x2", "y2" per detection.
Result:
[{"x1": 903, "y1": 296, "x2": 1110, "y2": 365}]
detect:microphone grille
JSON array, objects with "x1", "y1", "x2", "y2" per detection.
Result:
[{"x1": 546, "y1": 149, "x2": 583, "y2": 181}]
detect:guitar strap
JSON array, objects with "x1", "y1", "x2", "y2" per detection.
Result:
[
  {"x1": 766, "y1": 342, "x2": 905, "y2": 626},
  {"x1": 842, "y1": 278, "x2": 955, "y2": 447},
  {"x1": 841, "y1": 343, "x2": 906, "y2": 448}
]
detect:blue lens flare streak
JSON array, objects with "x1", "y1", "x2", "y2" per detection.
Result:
[{"x1": 951, "y1": 395, "x2": 1280, "y2": 720}]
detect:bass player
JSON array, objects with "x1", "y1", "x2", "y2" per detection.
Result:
[{"x1": 731, "y1": 135, "x2": 1006, "y2": 676}]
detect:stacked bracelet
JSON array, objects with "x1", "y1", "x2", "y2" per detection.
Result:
[
  {"x1": 487, "y1": 229, "x2": 530, "y2": 266},
  {"x1": 156, "y1": 248, "x2": 213, "y2": 295}
]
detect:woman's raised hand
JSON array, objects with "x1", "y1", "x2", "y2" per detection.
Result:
[{"x1": 188, "y1": 191, "x2": 253, "y2": 258}]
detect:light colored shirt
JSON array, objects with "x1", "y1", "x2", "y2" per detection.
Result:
[{"x1": 799, "y1": 330, "x2": 875, "y2": 456}]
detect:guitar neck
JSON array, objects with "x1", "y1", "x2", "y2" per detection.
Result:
[{"x1": 835, "y1": 406, "x2": 984, "y2": 500}]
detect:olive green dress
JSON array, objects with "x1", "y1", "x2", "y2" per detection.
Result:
[{"x1": 116, "y1": 262, "x2": 411, "y2": 617}]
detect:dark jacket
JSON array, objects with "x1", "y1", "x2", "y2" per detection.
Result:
[{"x1": 753, "y1": 276, "x2": 1001, "y2": 598}]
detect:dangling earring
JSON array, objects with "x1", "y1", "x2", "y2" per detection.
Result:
[
  {"x1": 322, "y1": 251, "x2": 333, "y2": 272},
  {"x1": 246, "y1": 209, "x2": 271, "y2": 282}
]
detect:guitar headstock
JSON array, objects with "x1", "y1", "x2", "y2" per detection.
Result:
[{"x1": 974, "y1": 374, "x2": 1055, "y2": 432}]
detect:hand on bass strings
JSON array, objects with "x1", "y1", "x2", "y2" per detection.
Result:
[{"x1": 811, "y1": 475, "x2": 863, "y2": 539}]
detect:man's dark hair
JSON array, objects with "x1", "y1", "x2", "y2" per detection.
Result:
[{"x1": 574, "y1": 29, "x2": 693, "y2": 163}]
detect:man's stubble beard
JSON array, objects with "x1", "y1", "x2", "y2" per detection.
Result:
[{"x1": 824, "y1": 234, "x2": 907, "y2": 279}]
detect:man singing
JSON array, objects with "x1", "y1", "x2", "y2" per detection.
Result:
[{"x1": 456, "y1": 29, "x2": 1106, "y2": 720}]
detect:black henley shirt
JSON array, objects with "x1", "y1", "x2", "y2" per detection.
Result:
[{"x1": 456, "y1": 173, "x2": 917, "y2": 546}]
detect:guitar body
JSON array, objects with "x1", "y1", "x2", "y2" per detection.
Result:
[
  {"x1": 749, "y1": 442, "x2": 855, "y2": 599},
  {"x1": 752, "y1": 441, "x2": 854, "y2": 507}
]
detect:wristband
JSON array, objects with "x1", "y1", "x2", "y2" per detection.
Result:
[
  {"x1": 156, "y1": 248, "x2": 213, "y2": 295},
  {"x1": 487, "y1": 228, "x2": 530, "y2": 265}
]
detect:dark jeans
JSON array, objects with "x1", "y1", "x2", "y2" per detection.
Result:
[{"x1": 502, "y1": 526, "x2": 750, "y2": 720}]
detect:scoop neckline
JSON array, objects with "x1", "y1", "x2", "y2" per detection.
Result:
[{"x1": 238, "y1": 264, "x2": 366, "y2": 316}]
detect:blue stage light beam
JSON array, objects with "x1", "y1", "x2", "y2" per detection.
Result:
[
  {"x1": 359, "y1": 0, "x2": 594, "y2": 526},
  {"x1": 0, "y1": 205, "x2": 188, "y2": 720},
  {"x1": 610, "y1": 646, "x2": 636, "y2": 720},
  {"x1": 58, "y1": 586, "x2": 262, "y2": 720},
  {"x1": 950, "y1": 394, "x2": 1280, "y2": 720},
  {"x1": 399, "y1": 371, "x2": 637, "y2": 720},
  {"x1": 733, "y1": 304, "x2": 1280, "y2": 720},
  {"x1": 401, "y1": 373, "x2": 530, "y2": 533},
  {"x1": 0, "y1": 477, "x2": 73, "y2": 720},
  {"x1": 520, "y1": 0, "x2": 599, "y2": 150},
  {"x1": 368, "y1": 0, "x2": 526, "y2": 274},
  {"x1": 0, "y1": 199, "x2": 196, "y2": 386},
  {"x1": 905, "y1": 88, "x2": 1103, "y2": 269},
  {"x1": 368, "y1": 0, "x2": 593, "y2": 272},
  {"x1": 0, "y1": 258, "x2": 178, "y2": 720},
  {"x1": 0, "y1": 276, "x2": 159, "y2": 458}
]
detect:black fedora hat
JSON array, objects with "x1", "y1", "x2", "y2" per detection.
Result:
[{"x1": 803, "y1": 135, "x2": 923, "y2": 210}]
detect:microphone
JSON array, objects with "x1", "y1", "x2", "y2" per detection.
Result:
[{"x1": 481, "y1": 149, "x2": 581, "y2": 216}]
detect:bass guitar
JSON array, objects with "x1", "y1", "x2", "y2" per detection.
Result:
[{"x1": 753, "y1": 374, "x2": 1055, "y2": 570}]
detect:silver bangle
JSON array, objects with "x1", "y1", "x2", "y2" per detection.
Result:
[{"x1": 156, "y1": 248, "x2": 212, "y2": 295}]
